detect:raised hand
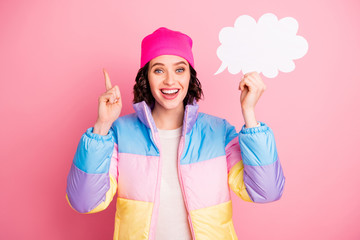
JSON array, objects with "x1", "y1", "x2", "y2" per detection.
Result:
[
  {"x1": 238, "y1": 72, "x2": 266, "y2": 128},
  {"x1": 93, "y1": 68, "x2": 122, "y2": 135},
  {"x1": 238, "y1": 71, "x2": 266, "y2": 111}
]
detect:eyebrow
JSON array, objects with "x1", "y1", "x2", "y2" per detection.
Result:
[{"x1": 150, "y1": 61, "x2": 188, "y2": 69}]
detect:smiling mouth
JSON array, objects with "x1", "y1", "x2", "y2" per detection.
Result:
[
  {"x1": 160, "y1": 88, "x2": 180, "y2": 100},
  {"x1": 161, "y1": 89, "x2": 179, "y2": 95}
]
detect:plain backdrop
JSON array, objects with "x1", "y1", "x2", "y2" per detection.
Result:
[{"x1": 1, "y1": 0, "x2": 359, "y2": 239}]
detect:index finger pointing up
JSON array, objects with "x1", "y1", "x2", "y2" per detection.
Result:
[{"x1": 103, "y1": 68, "x2": 112, "y2": 91}]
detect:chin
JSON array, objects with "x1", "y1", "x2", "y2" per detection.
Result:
[
  {"x1": 158, "y1": 100, "x2": 184, "y2": 110},
  {"x1": 154, "y1": 93, "x2": 186, "y2": 111}
]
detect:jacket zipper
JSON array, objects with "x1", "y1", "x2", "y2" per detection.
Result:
[
  {"x1": 145, "y1": 103, "x2": 195, "y2": 239},
  {"x1": 177, "y1": 135, "x2": 196, "y2": 239},
  {"x1": 177, "y1": 109, "x2": 196, "y2": 239},
  {"x1": 143, "y1": 105, "x2": 162, "y2": 240}
]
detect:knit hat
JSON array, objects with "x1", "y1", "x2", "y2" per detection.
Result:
[{"x1": 140, "y1": 27, "x2": 194, "y2": 69}]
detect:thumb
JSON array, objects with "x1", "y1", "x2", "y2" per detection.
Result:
[
  {"x1": 238, "y1": 74, "x2": 245, "y2": 91},
  {"x1": 240, "y1": 84, "x2": 248, "y2": 102},
  {"x1": 239, "y1": 80, "x2": 246, "y2": 91}
]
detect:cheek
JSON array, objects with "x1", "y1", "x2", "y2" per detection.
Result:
[
  {"x1": 148, "y1": 76, "x2": 158, "y2": 93},
  {"x1": 182, "y1": 76, "x2": 191, "y2": 92}
]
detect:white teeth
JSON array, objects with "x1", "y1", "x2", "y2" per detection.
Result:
[{"x1": 161, "y1": 89, "x2": 179, "y2": 94}]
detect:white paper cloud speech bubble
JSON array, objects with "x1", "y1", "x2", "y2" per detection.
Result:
[{"x1": 215, "y1": 13, "x2": 308, "y2": 78}]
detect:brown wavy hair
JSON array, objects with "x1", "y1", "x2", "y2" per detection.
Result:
[{"x1": 133, "y1": 62, "x2": 203, "y2": 107}]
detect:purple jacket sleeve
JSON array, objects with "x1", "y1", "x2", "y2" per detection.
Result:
[
  {"x1": 66, "y1": 126, "x2": 118, "y2": 213},
  {"x1": 226, "y1": 120, "x2": 285, "y2": 203}
]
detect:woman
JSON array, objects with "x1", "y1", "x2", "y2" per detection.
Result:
[{"x1": 66, "y1": 27, "x2": 285, "y2": 240}]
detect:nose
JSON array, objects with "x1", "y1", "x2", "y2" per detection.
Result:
[{"x1": 163, "y1": 72, "x2": 176, "y2": 85}]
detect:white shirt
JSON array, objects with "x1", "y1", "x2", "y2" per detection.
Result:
[{"x1": 155, "y1": 126, "x2": 192, "y2": 240}]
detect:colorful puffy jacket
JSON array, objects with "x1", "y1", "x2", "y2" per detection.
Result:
[{"x1": 66, "y1": 101, "x2": 285, "y2": 240}]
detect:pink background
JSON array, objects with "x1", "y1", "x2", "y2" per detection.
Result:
[{"x1": 1, "y1": 0, "x2": 359, "y2": 239}]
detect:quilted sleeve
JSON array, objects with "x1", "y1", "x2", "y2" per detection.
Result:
[
  {"x1": 225, "y1": 120, "x2": 285, "y2": 203},
  {"x1": 66, "y1": 125, "x2": 119, "y2": 213}
]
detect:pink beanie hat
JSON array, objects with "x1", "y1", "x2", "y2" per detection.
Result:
[{"x1": 140, "y1": 27, "x2": 194, "y2": 69}]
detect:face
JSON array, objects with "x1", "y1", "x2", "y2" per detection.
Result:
[{"x1": 148, "y1": 55, "x2": 191, "y2": 111}]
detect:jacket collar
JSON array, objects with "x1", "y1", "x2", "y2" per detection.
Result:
[{"x1": 133, "y1": 100, "x2": 199, "y2": 135}]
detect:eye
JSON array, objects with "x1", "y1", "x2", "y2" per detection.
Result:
[
  {"x1": 176, "y1": 68, "x2": 185, "y2": 73},
  {"x1": 154, "y1": 69, "x2": 163, "y2": 74}
]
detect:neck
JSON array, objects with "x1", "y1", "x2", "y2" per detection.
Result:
[{"x1": 152, "y1": 102, "x2": 184, "y2": 130}]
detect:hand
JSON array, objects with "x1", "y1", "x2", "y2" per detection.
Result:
[
  {"x1": 93, "y1": 69, "x2": 122, "y2": 135},
  {"x1": 238, "y1": 71, "x2": 266, "y2": 111}
]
